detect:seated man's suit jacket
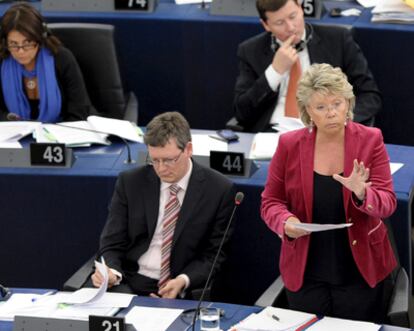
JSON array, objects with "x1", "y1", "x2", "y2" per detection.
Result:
[
  {"x1": 234, "y1": 24, "x2": 382, "y2": 132},
  {"x1": 99, "y1": 161, "x2": 235, "y2": 292}
]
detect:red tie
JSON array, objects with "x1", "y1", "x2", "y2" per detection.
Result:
[
  {"x1": 285, "y1": 59, "x2": 301, "y2": 118},
  {"x1": 159, "y1": 184, "x2": 181, "y2": 288}
]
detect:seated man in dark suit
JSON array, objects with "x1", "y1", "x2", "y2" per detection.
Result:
[
  {"x1": 90, "y1": 112, "x2": 235, "y2": 299},
  {"x1": 233, "y1": 0, "x2": 381, "y2": 132}
]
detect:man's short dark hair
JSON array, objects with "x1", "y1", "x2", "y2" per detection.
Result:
[
  {"x1": 256, "y1": 0, "x2": 299, "y2": 21},
  {"x1": 144, "y1": 111, "x2": 191, "y2": 150}
]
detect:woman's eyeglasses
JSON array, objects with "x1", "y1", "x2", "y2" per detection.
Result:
[{"x1": 7, "y1": 41, "x2": 38, "y2": 52}]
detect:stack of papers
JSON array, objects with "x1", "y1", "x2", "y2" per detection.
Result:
[
  {"x1": 191, "y1": 134, "x2": 228, "y2": 156},
  {"x1": 249, "y1": 132, "x2": 279, "y2": 160},
  {"x1": 271, "y1": 117, "x2": 305, "y2": 134},
  {"x1": 230, "y1": 307, "x2": 380, "y2": 331},
  {"x1": 125, "y1": 306, "x2": 184, "y2": 331},
  {"x1": 0, "y1": 259, "x2": 134, "y2": 321},
  {"x1": 0, "y1": 122, "x2": 40, "y2": 148},
  {"x1": 371, "y1": 0, "x2": 414, "y2": 23},
  {"x1": 230, "y1": 306, "x2": 316, "y2": 331},
  {"x1": 36, "y1": 115, "x2": 143, "y2": 147}
]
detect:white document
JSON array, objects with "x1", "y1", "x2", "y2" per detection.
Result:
[
  {"x1": 271, "y1": 117, "x2": 305, "y2": 133},
  {"x1": 249, "y1": 132, "x2": 279, "y2": 160},
  {"x1": 191, "y1": 134, "x2": 228, "y2": 156},
  {"x1": 0, "y1": 121, "x2": 41, "y2": 142},
  {"x1": 0, "y1": 141, "x2": 22, "y2": 148},
  {"x1": 125, "y1": 306, "x2": 184, "y2": 331},
  {"x1": 286, "y1": 222, "x2": 353, "y2": 232},
  {"x1": 307, "y1": 316, "x2": 380, "y2": 331},
  {"x1": 41, "y1": 122, "x2": 110, "y2": 147},
  {"x1": 86, "y1": 115, "x2": 143, "y2": 143},
  {"x1": 390, "y1": 162, "x2": 404, "y2": 174},
  {"x1": 175, "y1": 0, "x2": 211, "y2": 4},
  {"x1": 0, "y1": 292, "x2": 120, "y2": 321},
  {"x1": 356, "y1": 0, "x2": 379, "y2": 7},
  {"x1": 62, "y1": 260, "x2": 108, "y2": 305},
  {"x1": 231, "y1": 306, "x2": 316, "y2": 331}
]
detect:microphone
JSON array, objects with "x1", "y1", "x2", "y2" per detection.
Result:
[
  {"x1": 190, "y1": 192, "x2": 244, "y2": 331},
  {"x1": 54, "y1": 123, "x2": 136, "y2": 164}
]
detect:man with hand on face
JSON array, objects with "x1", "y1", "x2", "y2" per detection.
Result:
[
  {"x1": 233, "y1": 0, "x2": 381, "y2": 132},
  {"x1": 91, "y1": 112, "x2": 235, "y2": 299}
]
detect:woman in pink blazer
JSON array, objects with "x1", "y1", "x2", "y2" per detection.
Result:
[{"x1": 261, "y1": 63, "x2": 397, "y2": 323}]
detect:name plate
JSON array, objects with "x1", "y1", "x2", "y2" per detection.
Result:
[
  {"x1": 302, "y1": 0, "x2": 325, "y2": 19},
  {"x1": 210, "y1": 151, "x2": 245, "y2": 176},
  {"x1": 30, "y1": 143, "x2": 67, "y2": 167},
  {"x1": 89, "y1": 315, "x2": 125, "y2": 331},
  {"x1": 115, "y1": 0, "x2": 150, "y2": 11}
]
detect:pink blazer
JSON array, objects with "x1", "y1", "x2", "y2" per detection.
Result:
[{"x1": 261, "y1": 121, "x2": 397, "y2": 291}]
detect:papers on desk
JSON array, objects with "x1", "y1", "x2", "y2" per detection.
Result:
[
  {"x1": 192, "y1": 134, "x2": 228, "y2": 156},
  {"x1": 35, "y1": 116, "x2": 143, "y2": 147},
  {"x1": 271, "y1": 117, "x2": 305, "y2": 134},
  {"x1": 249, "y1": 132, "x2": 279, "y2": 160},
  {"x1": 0, "y1": 121, "x2": 41, "y2": 148},
  {"x1": 230, "y1": 306, "x2": 316, "y2": 331},
  {"x1": 286, "y1": 222, "x2": 353, "y2": 233},
  {"x1": 0, "y1": 291, "x2": 133, "y2": 321},
  {"x1": 371, "y1": 0, "x2": 414, "y2": 23},
  {"x1": 230, "y1": 307, "x2": 380, "y2": 331},
  {"x1": 390, "y1": 162, "x2": 404, "y2": 174},
  {"x1": 125, "y1": 306, "x2": 184, "y2": 331},
  {"x1": 175, "y1": 0, "x2": 211, "y2": 4}
]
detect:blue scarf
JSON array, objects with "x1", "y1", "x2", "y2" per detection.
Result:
[{"x1": 1, "y1": 47, "x2": 62, "y2": 123}]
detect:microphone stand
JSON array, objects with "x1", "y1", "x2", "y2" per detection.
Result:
[
  {"x1": 55, "y1": 124, "x2": 136, "y2": 164},
  {"x1": 190, "y1": 192, "x2": 244, "y2": 331}
]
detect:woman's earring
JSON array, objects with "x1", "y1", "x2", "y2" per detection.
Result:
[{"x1": 308, "y1": 120, "x2": 314, "y2": 133}]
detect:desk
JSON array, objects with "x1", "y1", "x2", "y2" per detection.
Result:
[
  {"x1": 0, "y1": 288, "x2": 411, "y2": 331},
  {"x1": 0, "y1": 2, "x2": 395, "y2": 145},
  {"x1": 0, "y1": 135, "x2": 413, "y2": 306}
]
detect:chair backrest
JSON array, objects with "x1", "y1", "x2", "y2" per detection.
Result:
[{"x1": 48, "y1": 23, "x2": 127, "y2": 120}]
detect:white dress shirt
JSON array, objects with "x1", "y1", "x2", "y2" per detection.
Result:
[{"x1": 265, "y1": 31, "x2": 311, "y2": 125}]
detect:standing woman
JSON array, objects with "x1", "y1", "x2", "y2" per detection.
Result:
[
  {"x1": 0, "y1": 3, "x2": 92, "y2": 122},
  {"x1": 261, "y1": 63, "x2": 397, "y2": 323}
]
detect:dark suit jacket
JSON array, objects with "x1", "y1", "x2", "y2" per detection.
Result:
[
  {"x1": 0, "y1": 46, "x2": 92, "y2": 122},
  {"x1": 99, "y1": 161, "x2": 235, "y2": 292},
  {"x1": 261, "y1": 121, "x2": 397, "y2": 291},
  {"x1": 234, "y1": 24, "x2": 382, "y2": 132}
]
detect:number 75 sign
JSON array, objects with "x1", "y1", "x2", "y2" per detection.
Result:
[{"x1": 300, "y1": 0, "x2": 325, "y2": 19}]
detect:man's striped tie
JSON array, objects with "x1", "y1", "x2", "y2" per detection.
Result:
[{"x1": 159, "y1": 184, "x2": 181, "y2": 288}]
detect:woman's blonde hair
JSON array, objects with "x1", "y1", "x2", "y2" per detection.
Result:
[{"x1": 297, "y1": 63, "x2": 355, "y2": 126}]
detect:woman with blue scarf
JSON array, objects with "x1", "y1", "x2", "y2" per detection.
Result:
[{"x1": 0, "y1": 3, "x2": 92, "y2": 123}]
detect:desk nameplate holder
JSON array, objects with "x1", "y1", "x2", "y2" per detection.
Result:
[
  {"x1": 13, "y1": 316, "x2": 136, "y2": 331},
  {"x1": 137, "y1": 151, "x2": 259, "y2": 178},
  {"x1": 41, "y1": 0, "x2": 158, "y2": 13},
  {"x1": 210, "y1": 0, "x2": 324, "y2": 19},
  {"x1": 0, "y1": 146, "x2": 74, "y2": 168}
]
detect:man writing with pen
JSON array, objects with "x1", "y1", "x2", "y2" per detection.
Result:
[{"x1": 89, "y1": 112, "x2": 235, "y2": 299}]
